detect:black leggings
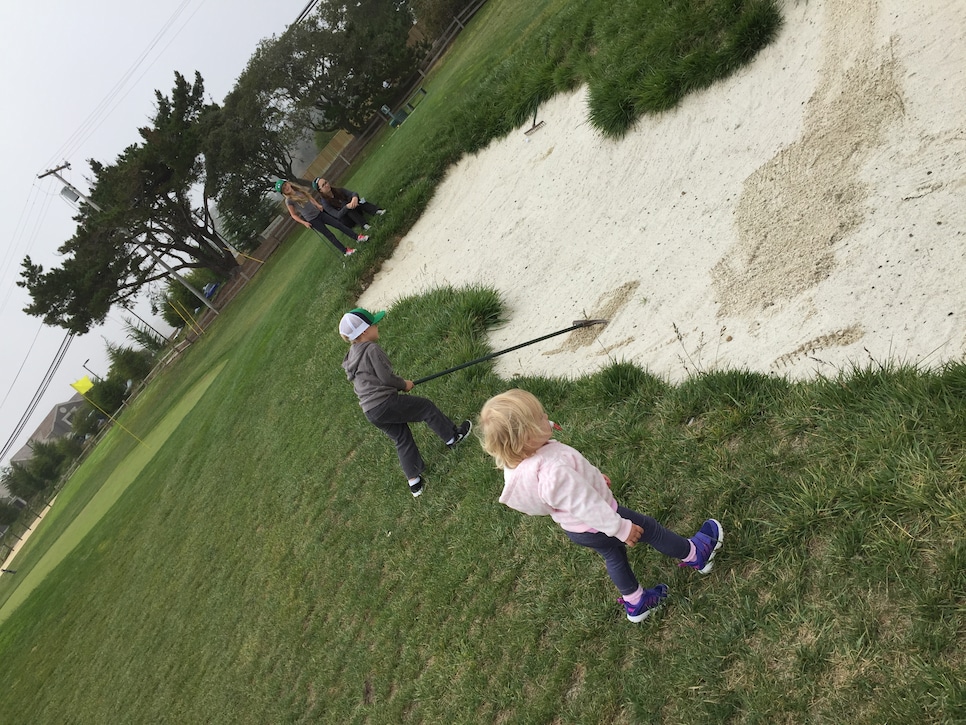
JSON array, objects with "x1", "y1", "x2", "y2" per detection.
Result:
[
  {"x1": 342, "y1": 201, "x2": 382, "y2": 228},
  {"x1": 309, "y1": 212, "x2": 357, "y2": 254}
]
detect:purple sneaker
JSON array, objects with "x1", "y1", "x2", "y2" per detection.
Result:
[
  {"x1": 618, "y1": 584, "x2": 668, "y2": 623},
  {"x1": 679, "y1": 519, "x2": 724, "y2": 574}
]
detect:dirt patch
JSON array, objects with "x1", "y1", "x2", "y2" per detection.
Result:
[{"x1": 713, "y1": 0, "x2": 905, "y2": 317}]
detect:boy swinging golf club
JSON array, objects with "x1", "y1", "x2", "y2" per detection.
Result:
[{"x1": 339, "y1": 307, "x2": 471, "y2": 497}]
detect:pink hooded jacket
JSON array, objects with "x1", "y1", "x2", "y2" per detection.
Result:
[{"x1": 498, "y1": 440, "x2": 632, "y2": 542}]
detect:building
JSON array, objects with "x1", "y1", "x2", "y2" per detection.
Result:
[{"x1": 9, "y1": 393, "x2": 87, "y2": 467}]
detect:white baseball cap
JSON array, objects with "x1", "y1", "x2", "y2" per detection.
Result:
[{"x1": 339, "y1": 308, "x2": 386, "y2": 340}]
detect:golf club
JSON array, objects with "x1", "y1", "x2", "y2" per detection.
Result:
[
  {"x1": 311, "y1": 227, "x2": 350, "y2": 265},
  {"x1": 413, "y1": 319, "x2": 608, "y2": 386}
]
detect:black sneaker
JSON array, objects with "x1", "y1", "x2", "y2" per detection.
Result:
[
  {"x1": 409, "y1": 477, "x2": 425, "y2": 498},
  {"x1": 447, "y1": 420, "x2": 472, "y2": 449}
]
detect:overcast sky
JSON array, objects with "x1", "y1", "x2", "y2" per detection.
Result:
[{"x1": 0, "y1": 0, "x2": 310, "y2": 467}]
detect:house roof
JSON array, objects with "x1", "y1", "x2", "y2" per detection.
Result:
[{"x1": 9, "y1": 393, "x2": 86, "y2": 465}]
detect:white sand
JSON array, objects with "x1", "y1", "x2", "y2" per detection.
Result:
[{"x1": 359, "y1": 0, "x2": 966, "y2": 383}]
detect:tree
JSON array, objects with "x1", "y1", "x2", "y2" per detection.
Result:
[
  {"x1": 19, "y1": 72, "x2": 240, "y2": 334},
  {"x1": 71, "y1": 407, "x2": 104, "y2": 442},
  {"x1": 122, "y1": 316, "x2": 167, "y2": 354},
  {"x1": 206, "y1": 85, "x2": 300, "y2": 187},
  {"x1": 411, "y1": 0, "x2": 472, "y2": 38},
  {"x1": 105, "y1": 342, "x2": 155, "y2": 384},
  {"x1": 309, "y1": 0, "x2": 424, "y2": 132},
  {"x1": 152, "y1": 267, "x2": 222, "y2": 329},
  {"x1": 214, "y1": 192, "x2": 277, "y2": 249},
  {"x1": 242, "y1": 1, "x2": 422, "y2": 135},
  {"x1": 2, "y1": 463, "x2": 45, "y2": 500},
  {"x1": 0, "y1": 499, "x2": 20, "y2": 528},
  {"x1": 19, "y1": 214, "x2": 141, "y2": 333},
  {"x1": 1, "y1": 439, "x2": 78, "y2": 500},
  {"x1": 204, "y1": 74, "x2": 302, "y2": 245},
  {"x1": 83, "y1": 376, "x2": 128, "y2": 419}
]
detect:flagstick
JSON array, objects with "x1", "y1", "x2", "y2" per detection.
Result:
[
  {"x1": 181, "y1": 299, "x2": 206, "y2": 335},
  {"x1": 174, "y1": 298, "x2": 204, "y2": 336},
  {"x1": 226, "y1": 246, "x2": 264, "y2": 264},
  {"x1": 168, "y1": 298, "x2": 204, "y2": 336},
  {"x1": 167, "y1": 298, "x2": 194, "y2": 331},
  {"x1": 81, "y1": 394, "x2": 147, "y2": 447}
]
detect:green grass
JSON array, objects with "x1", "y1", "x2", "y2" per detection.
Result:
[
  {"x1": 1, "y1": 272, "x2": 963, "y2": 722},
  {"x1": 0, "y1": 366, "x2": 224, "y2": 621},
  {"x1": 1, "y1": 0, "x2": 963, "y2": 722}
]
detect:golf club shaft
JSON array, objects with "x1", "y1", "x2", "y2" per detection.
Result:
[
  {"x1": 413, "y1": 320, "x2": 606, "y2": 385},
  {"x1": 312, "y1": 227, "x2": 349, "y2": 259}
]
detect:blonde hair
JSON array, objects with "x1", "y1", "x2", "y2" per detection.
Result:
[
  {"x1": 281, "y1": 182, "x2": 313, "y2": 204},
  {"x1": 479, "y1": 389, "x2": 548, "y2": 469}
]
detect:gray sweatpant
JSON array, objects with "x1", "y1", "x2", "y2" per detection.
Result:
[{"x1": 365, "y1": 394, "x2": 456, "y2": 479}]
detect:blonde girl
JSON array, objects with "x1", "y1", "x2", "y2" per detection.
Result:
[{"x1": 479, "y1": 389, "x2": 723, "y2": 622}]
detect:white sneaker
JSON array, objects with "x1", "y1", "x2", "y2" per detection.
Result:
[
  {"x1": 375, "y1": 209, "x2": 386, "y2": 216},
  {"x1": 356, "y1": 234, "x2": 369, "y2": 242},
  {"x1": 344, "y1": 248, "x2": 356, "y2": 256}
]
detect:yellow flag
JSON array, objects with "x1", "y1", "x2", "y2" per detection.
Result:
[{"x1": 70, "y1": 376, "x2": 94, "y2": 395}]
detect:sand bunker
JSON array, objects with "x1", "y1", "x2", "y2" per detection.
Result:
[{"x1": 359, "y1": 0, "x2": 966, "y2": 382}]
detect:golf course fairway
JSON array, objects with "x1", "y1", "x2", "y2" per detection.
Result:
[{"x1": 0, "y1": 365, "x2": 224, "y2": 623}]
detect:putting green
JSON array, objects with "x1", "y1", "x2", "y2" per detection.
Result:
[{"x1": 0, "y1": 364, "x2": 224, "y2": 624}]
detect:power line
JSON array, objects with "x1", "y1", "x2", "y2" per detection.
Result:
[
  {"x1": 294, "y1": 0, "x2": 320, "y2": 25},
  {"x1": 46, "y1": 0, "x2": 199, "y2": 168},
  {"x1": 4, "y1": 1, "x2": 312, "y2": 468},
  {"x1": 3, "y1": 3, "x2": 203, "y2": 466},
  {"x1": 0, "y1": 183, "x2": 56, "y2": 322},
  {"x1": 0, "y1": 322, "x2": 45, "y2": 410}
]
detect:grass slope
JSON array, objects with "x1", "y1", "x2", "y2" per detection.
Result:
[{"x1": 0, "y1": 361, "x2": 223, "y2": 622}]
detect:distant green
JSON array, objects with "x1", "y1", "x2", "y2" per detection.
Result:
[{"x1": 0, "y1": 366, "x2": 223, "y2": 623}]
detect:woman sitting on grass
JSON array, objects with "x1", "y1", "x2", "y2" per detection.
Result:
[{"x1": 312, "y1": 177, "x2": 385, "y2": 231}]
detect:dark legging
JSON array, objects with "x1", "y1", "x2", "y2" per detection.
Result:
[
  {"x1": 565, "y1": 507, "x2": 690, "y2": 595},
  {"x1": 365, "y1": 394, "x2": 456, "y2": 479},
  {"x1": 342, "y1": 200, "x2": 382, "y2": 228},
  {"x1": 309, "y1": 212, "x2": 358, "y2": 254}
]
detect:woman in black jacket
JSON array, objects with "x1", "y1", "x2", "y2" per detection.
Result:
[{"x1": 312, "y1": 177, "x2": 385, "y2": 230}]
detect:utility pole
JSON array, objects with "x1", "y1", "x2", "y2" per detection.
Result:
[{"x1": 38, "y1": 163, "x2": 218, "y2": 314}]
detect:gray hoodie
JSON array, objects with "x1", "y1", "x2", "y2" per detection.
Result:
[{"x1": 342, "y1": 340, "x2": 406, "y2": 411}]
